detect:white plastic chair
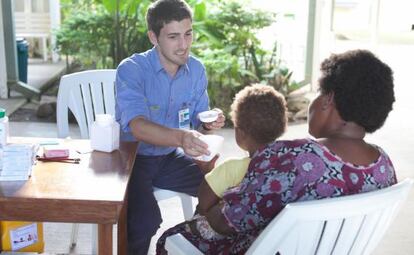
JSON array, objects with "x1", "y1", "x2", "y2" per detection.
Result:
[
  {"x1": 165, "y1": 178, "x2": 413, "y2": 255},
  {"x1": 56, "y1": 69, "x2": 195, "y2": 249}
]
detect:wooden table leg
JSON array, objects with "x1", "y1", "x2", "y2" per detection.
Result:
[
  {"x1": 98, "y1": 224, "x2": 113, "y2": 255},
  {"x1": 118, "y1": 201, "x2": 128, "y2": 255}
]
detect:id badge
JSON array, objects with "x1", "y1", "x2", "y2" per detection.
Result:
[{"x1": 178, "y1": 107, "x2": 190, "y2": 130}]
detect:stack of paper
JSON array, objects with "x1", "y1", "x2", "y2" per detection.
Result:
[{"x1": 0, "y1": 144, "x2": 38, "y2": 181}]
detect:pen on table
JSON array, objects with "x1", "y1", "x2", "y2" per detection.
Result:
[{"x1": 36, "y1": 156, "x2": 81, "y2": 164}]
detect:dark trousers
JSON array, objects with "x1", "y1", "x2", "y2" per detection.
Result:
[{"x1": 127, "y1": 149, "x2": 203, "y2": 255}]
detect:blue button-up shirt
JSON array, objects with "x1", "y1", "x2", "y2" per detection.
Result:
[{"x1": 115, "y1": 47, "x2": 209, "y2": 156}]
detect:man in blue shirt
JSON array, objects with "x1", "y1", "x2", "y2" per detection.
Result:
[{"x1": 115, "y1": 0, "x2": 225, "y2": 253}]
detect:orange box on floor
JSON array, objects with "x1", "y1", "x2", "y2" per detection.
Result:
[{"x1": 0, "y1": 221, "x2": 44, "y2": 253}]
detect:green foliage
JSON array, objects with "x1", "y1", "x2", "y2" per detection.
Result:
[
  {"x1": 55, "y1": 7, "x2": 113, "y2": 68},
  {"x1": 189, "y1": 0, "x2": 301, "y2": 123},
  {"x1": 191, "y1": 1, "x2": 302, "y2": 91},
  {"x1": 55, "y1": 0, "x2": 303, "y2": 124},
  {"x1": 55, "y1": 0, "x2": 152, "y2": 68}
]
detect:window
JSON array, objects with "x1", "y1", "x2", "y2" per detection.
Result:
[
  {"x1": 31, "y1": 0, "x2": 49, "y2": 13},
  {"x1": 14, "y1": 0, "x2": 25, "y2": 12},
  {"x1": 255, "y1": 0, "x2": 314, "y2": 86}
]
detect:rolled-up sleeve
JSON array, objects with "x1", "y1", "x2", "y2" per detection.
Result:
[{"x1": 115, "y1": 58, "x2": 149, "y2": 133}]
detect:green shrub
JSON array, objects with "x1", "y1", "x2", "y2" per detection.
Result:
[{"x1": 56, "y1": 0, "x2": 301, "y2": 126}]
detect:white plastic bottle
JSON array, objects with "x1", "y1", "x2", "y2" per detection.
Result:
[
  {"x1": 90, "y1": 114, "x2": 120, "y2": 153},
  {"x1": 0, "y1": 108, "x2": 9, "y2": 147}
]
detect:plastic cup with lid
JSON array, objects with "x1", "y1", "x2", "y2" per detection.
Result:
[
  {"x1": 198, "y1": 110, "x2": 219, "y2": 123},
  {"x1": 194, "y1": 134, "x2": 224, "y2": 162}
]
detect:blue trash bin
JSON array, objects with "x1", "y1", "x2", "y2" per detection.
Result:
[{"x1": 16, "y1": 38, "x2": 29, "y2": 83}]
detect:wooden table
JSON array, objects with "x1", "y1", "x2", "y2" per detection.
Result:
[{"x1": 0, "y1": 137, "x2": 137, "y2": 255}]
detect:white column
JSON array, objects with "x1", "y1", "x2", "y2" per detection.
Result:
[
  {"x1": 369, "y1": 0, "x2": 380, "y2": 52},
  {"x1": 49, "y1": 0, "x2": 61, "y2": 63},
  {"x1": 0, "y1": 1, "x2": 9, "y2": 98},
  {"x1": 311, "y1": 0, "x2": 335, "y2": 89},
  {"x1": 25, "y1": 0, "x2": 31, "y2": 14}
]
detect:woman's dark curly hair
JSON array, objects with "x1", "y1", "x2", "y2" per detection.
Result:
[
  {"x1": 318, "y1": 49, "x2": 395, "y2": 133},
  {"x1": 230, "y1": 84, "x2": 287, "y2": 144}
]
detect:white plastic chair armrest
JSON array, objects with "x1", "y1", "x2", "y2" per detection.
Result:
[
  {"x1": 153, "y1": 187, "x2": 194, "y2": 220},
  {"x1": 165, "y1": 233, "x2": 203, "y2": 255}
]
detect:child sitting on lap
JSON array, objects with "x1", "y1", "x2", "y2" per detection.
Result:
[{"x1": 194, "y1": 84, "x2": 288, "y2": 239}]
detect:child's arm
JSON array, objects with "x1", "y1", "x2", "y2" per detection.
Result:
[
  {"x1": 197, "y1": 179, "x2": 221, "y2": 215},
  {"x1": 194, "y1": 155, "x2": 219, "y2": 174}
]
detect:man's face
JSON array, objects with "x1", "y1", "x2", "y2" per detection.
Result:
[{"x1": 149, "y1": 18, "x2": 193, "y2": 74}]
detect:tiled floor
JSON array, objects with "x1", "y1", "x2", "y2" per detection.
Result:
[
  {"x1": 7, "y1": 123, "x2": 308, "y2": 255},
  {"x1": 3, "y1": 42, "x2": 414, "y2": 254}
]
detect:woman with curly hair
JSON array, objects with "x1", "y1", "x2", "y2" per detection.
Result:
[{"x1": 156, "y1": 49, "x2": 397, "y2": 254}]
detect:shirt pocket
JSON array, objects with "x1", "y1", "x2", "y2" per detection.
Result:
[
  {"x1": 188, "y1": 93, "x2": 200, "y2": 113},
  {"x1": 184, "y1": 100, "x2": 197, "y2": 124},
  {"x1": 148, "y1": 104, "x2": 164, "y2": 124}
]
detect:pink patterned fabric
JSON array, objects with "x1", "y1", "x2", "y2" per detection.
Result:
[{"x1": 157, "y1": 139, "x2": 397, "y2": 255}]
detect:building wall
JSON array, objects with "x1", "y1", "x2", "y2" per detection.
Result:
[{"x1": 333, "y1": 0, "x2": 414, "y2": 42}]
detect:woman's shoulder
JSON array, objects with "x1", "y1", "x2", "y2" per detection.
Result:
[
  {"x1": 249, "y1": 138, "x2": 317, "y2": 170},
  {"x1": 254, "y1": 138, "x2": 314, "y2": 155},
  {"x1": 274, "y1": 138, "x2": 312, "y2": 147},
  {"x1": 372, "y1": 144, "x2": 393, "y2": 162}
]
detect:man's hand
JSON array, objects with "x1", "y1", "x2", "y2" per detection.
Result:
[
  {"x1": 181, "y1": 130, "x2": 210, "y2": 157},
  {"x1": 202, "y1": 108, "x2": 226, "y2": 131},
  {"x1": 194, "y1": 154, "x2": 219, "y2": 174}
]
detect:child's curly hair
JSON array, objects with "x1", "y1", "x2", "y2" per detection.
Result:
[{"x1": 230, "y1": 84, "x2": 287, "y2": 144}]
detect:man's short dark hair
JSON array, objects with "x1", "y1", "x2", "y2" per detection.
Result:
[
  {"x1": 146, "y1": 0, "x2": 193, "y2": 37},
  {"x1": 230, "y1": 84, "x2": 287, "y2": 145},
  {"x1": 318, "y1": 49, "x2": 395, "y2": 133}
]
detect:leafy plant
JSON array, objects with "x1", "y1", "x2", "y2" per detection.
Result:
[
  {"x1": 55, "y1": 0, "x2": 152, "y2": 69},
  {"x1": 188, "y1": 1, "x2": 299, "y2": 123},
  {"x1": 192, "y1": 1, "x2": 276, "y2": 84},
  {"x1": 55, "y1": 0, "x2": 303, "y2": 125},
  {"x1": 55, "y1": 7, "x2": 113, "y2": 68}
]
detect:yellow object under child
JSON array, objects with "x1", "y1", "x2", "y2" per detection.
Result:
[{"x1": 0, "y1": 221, "x2": 44, "y2": 253}]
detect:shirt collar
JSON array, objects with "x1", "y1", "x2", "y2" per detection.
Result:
[
  {"x1": 150, "y1": 47, "x2": 190, "y2": 75},
  {"x1": 149, "y1": 47, "x2": 164, "y2": 73}
]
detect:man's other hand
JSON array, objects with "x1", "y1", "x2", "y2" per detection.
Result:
[
  {"x1": 202, "y1": 108, "x2": 225, "y2": 131},
  {"x1": 181, "y1": 130, "x2": 210, "y2": 157}
]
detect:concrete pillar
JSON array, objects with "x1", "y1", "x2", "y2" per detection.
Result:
[
  {"x1": 310, "y1": 0, "x2": 335, "y2": 90},
  {"x1": 0, "y1": 1, "x2": 14, "y2": 98},
  {"x1": 369, "y1": 0, "x2": 380, "y2": 52},
  {"x1": 1, "y1": 0, "x2": 39, "y2": 99},
  {"x1": 2, "y1": 0, "x2": 19, "y2": 83},
  {"x1": 0, "y1": 1, "x2": 9, "y2": 98},
  {"x1": 303, "y1": 0, "x2": 317, "y2": 89},
  {"x1": 49, "y1": 0, "x2": 61, "y2": 63}
]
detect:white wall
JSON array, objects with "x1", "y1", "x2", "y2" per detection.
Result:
[
  {"x1": 379, "y1": 0, "x2": 414, "y2": 32},
  {"x1": 0, "y1": 1, "x2": 9, "y2": 99}
]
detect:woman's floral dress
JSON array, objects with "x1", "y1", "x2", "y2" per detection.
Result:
[{"x1": 157, "y1": 139, "x2": 397, "y2": 254}]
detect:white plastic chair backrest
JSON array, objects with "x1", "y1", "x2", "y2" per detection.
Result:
[
  {"x1": 165, "y1": 179, "x2": 413, "y2": 255},
  {"x1": 56, "y1": 69, "x2": 116, "y2": 139},
  {"x1": 56, "y1": 68, "x2": 194, "y2": 216},
  {"x1": 246, "y1": 178, "x2": 413, "y2": 255}
]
